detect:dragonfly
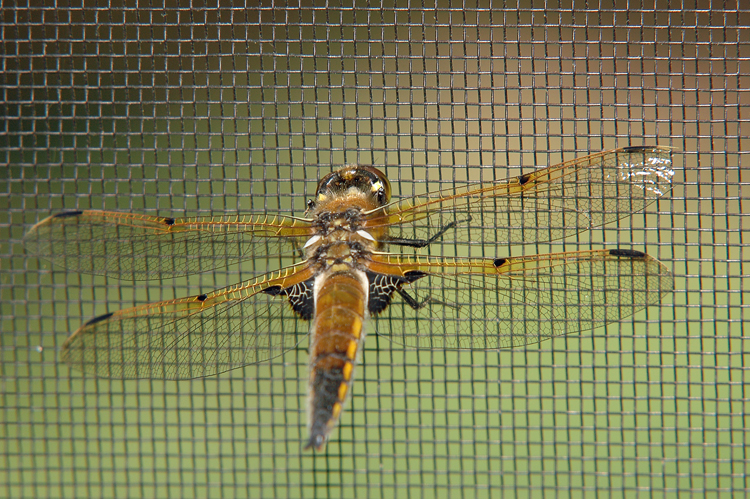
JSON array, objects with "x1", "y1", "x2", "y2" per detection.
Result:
[{"x1": 24, "y1": 146, "x2": 675, "y2": 451}]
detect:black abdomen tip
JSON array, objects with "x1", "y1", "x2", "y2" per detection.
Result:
[
  {"x1": 609, "y1": 249, "x2": 645, "y2": 258},
  {"x1": 305, "y1": 433, "x2": 326, "y2": 451}
]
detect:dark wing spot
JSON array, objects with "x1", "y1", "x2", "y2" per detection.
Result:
[
  {"x1": 493, "y1": 258, "x2": 507, "y2": 267},
  {"x1": 261, "y1": 285, "x2": 284, "y2": 296},
  {"x1": 403, "y1": 270, "x2": 427, "y2": 282},
  {"x1": 164, "y1": 217, "x2": 176, "y2": 225},
  {"x1": 608, "y1": 249, "x2": 645, "y2": 258},
  {"x1": 196, "y1": 294, "x2": 208, "y2": 302},
  {"x1": 54, "y1": 210, "x2": 84, "y2": 219},
  {"x1": 84, "y1": 312, "x2": 114, "y2": 326},
  {"x1": 621, "y1": 146, "x2": 648, "y2": 153},
  {"x1": 518, "y1": 173, "x2": 532, "y2": 185}
]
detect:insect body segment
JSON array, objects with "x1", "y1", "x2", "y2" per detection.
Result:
[{"x1": 306, "y1": 269, "x2": 369, "y2": 450}]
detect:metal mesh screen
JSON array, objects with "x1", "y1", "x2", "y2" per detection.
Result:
[{"x1": 1, "y1": 1, "x2": 747, "y2": 497}]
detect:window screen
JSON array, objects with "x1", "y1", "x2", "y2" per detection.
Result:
[{"x1": 2, "y1": 2, "x2": 746, "y2": 498}]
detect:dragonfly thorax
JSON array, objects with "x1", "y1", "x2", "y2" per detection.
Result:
[
  {"x1": 304, "y1": 232, "x2": 375, "y2": 267},
  {"x1": 312, "y1": 208, "x2": 366, "y2": 235}
]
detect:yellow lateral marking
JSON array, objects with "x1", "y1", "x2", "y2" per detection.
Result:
[
  {"x1": 350, "y1": 317, "x2": 363, "y2": 339},
  {"x1": 331, "y1": 402, "x2": 342, "y2": 420},
  {"x1": 338, "y1": 383, "x2": 348, "y2": 401},
  {"x1": 342, "y1": 362, "x2": 354, "y2": 381},
  {"x1": 346, "y1": 340, "x2": 358, "y2": 360}
]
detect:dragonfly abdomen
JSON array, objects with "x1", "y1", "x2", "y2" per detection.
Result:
[{"x1": 306, "y1": 268, "x2": 369, "y2": 451}]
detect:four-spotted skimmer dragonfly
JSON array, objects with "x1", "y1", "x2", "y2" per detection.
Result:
[{"x1": 25, "y1": 146, "x2": 675, "y2": 450}]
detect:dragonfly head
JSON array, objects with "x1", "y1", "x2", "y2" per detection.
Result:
[{"x1": 313, "y1": 166, "x2": 391, "y2": 210}]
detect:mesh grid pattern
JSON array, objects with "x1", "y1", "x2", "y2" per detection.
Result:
[{"x1": 1, "y1": 1, "x2": 748, "y2": 497}]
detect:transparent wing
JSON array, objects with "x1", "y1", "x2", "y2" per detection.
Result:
[
  {"x1": 365, "y1": 146, "x2": 675, "y2": 245},
  {"x1": 24, "y1": 210, "x2": 315, "y2": 279},
  {"x1": 366, "y1": 249, "x2": 674, "y2": 349},
  {"x1": 61, "y1": 262, "x2": 317, "y2": 379}
]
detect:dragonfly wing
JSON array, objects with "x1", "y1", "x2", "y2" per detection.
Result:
[
  {"x1": 24, "y1": 210, "x2": 315, "y2": 279},
  {"x1": 61, "y1": 262, "x2": 317, "y2": 379},
  {"x1": 365, "y1": 146, "x2": 674, "y2": 245},
  {"x1": 366, "y1": 249, "x2": 674, "y2": 349}
]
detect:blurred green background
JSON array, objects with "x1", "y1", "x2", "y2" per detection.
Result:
[{"x1": 1, "y1": 2, "x2": 747, "y2": 498}]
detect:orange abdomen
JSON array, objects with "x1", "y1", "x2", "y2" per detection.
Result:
[{"x1": 306, "y1": 269, "x2": 368, "y2": 450}]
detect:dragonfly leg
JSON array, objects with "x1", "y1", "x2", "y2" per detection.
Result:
[
  {"x1": 386, "y1": 214, "x2": 473, "y2": 248},
  {"x1": 395, "y1": 288, "x2": 460, "y2": 311}
]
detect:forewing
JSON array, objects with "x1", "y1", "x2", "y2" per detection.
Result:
[
  {"x1": 365, "y1": 146, "x2": 674, "y2": 245},
  {"x1": 366, "y1": 249, "x2": 674, "y2": 349},
  {"x1": 24, "y1": 210, "x2": 315, "y2": 279},
  {"x1": 61, "y1": 262, "x2": 317, "y2": 379}
]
